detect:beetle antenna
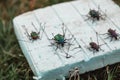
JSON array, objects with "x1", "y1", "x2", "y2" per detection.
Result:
[
  {"x1": 52, "y1": 33, "x2": 54, "y2": 37},
  {"x1": 88, "y1": 3, "x2": 91, "y2": 11},
  {"x1": 22, "y1": 25, "x2": 30, "y2": 38},
  {"x1": 96, "y1": 32, "x2": 99, "y2": 45},
  {"x1": 90, "y1": 37, "x2": 93, "y2": 42},
  {"x1": 38, "y1": 23, "x2": 42, "y2": 34},
  {"x1": 81, "y1": 39, "x2": 87, "y2": 46},
  {"x1": 40, "y1": 23, "x2": 46, "y2": 39},
  {"x1": 62, "y1": 23, "x2": 66, "y2": 37},
  {"x1": 104, "y1": 9, "x2": 107, "y2": 17},
  {"x1": 32, "y1": 22, "x2": 39, "y2": 32},
  {"x1": 61, "y1": 47, "x2": 72, "y2": 58},
  {"x1": 98, "y1": 5, "x2": 100, "y2": 12}
]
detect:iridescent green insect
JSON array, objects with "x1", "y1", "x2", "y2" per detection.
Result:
[
  {"x1": 30, "y1": 31, "x2": 39, "y2": 40},
  {"x1": 53, "y1": 34, "x2": 66, "y2": 47},
  {"x1": 22, "y1": 23, "x2": 43, "y2": 41},
  {"x1": 50, "y1": 24, "x2": 73, "y2": 58}
]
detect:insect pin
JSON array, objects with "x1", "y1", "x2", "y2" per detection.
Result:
[
  {"x1": 69, "y1": 67, "x2": 80, "y2": 80},
  {"x1": 50, "y1": 23, "x2": 73, "y2": 58},
  {"x1": 81, "y1": 32, "x2": 105, "y2": 53},
  {"x1": 86, "y1": 6, "x2": 106, "y2": 23},
  {"x1": 22, "y1": 22, "x2": 43, "y2": 42},
  {"x1": 101, "y1": 28, "x2": 120, "y2": 41}
]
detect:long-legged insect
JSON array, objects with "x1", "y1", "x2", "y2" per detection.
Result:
[
  {"x1": 85, "y1": 6, "x2": 106, "y2": 23},
  {"x1": 81, "y1": 32, "x2": 105, "y2": 53},
  {"x1": 101, "y1": 28, "x2": 120, "y2": 41},
  {"x1": 22, "y1": 22, "x2": 45, "y2": 42},
  {"x1": 49, "y1": 23, "x2": 74, "y2": 58}
]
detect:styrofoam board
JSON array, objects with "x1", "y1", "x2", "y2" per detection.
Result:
[{"x1": 13, "y1": 0, "x2": 120, "y2": 80}]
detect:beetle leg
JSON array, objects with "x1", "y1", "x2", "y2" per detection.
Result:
[
  {"x1": 55, "y1": 44, "x2": 59, "y2": 51},
  {"x1": 39, "y1": 24, "x2": 46, "y2": 40},
  {"x1": 66, "y1": 43, "x2": 72, "y2": 51},
  {"x1": 22, "y1": 25, "x2": 31, "y2": 40},
  {"x1": 85, "y1": 15, "x2": 91, "y2": 21},
  {"x1": 104, "y1": 36, "x2": 110, "y2": 39},
  {"x1": 66, "y1": 53, "x2": 72, "y2": 58},
  {"x1": 92, "y1": 18, "x2": 96, "y2": 23},
  {"x1": 65, "y1": 37, "x2": 73, "y2": 41},
  {"x1": 100, "y1": 15, "x2": 106, "y2": 20},
  {"x1": 93, "y1": 50, "x2": 96, "y2": 54},
  {"x1": 88, "y1": 47, "x2": 93, "y2": 52},
  {"x1": 62, "y1": 23, "x2": 67, "y2": 37},
  {"x1": 110, "y1": 37, "x2": 113, "y2": 42},
  {"x1": 100, "y1": 48, "x2": 104, "y2": 52},
  {"x1": 52, "y1": 33, "x2": 55, "y2": 37},
  {"x1": 99, "y1": 33, "x2": 108, "y2": 35},
  {"x1": 71, "y1": 45, "x2": 81, "y2": 51}
]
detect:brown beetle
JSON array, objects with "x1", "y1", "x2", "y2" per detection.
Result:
[{"x1": 102, "y1": 28, "x2": 120, "y2": 41}]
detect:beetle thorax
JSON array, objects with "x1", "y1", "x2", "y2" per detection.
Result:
[
  {"x1": 31, "y1": 32, "x2": 39, "y2": 39},
  {"x1": 54, "y1": 34, "x2": 64, "y2": 42}
]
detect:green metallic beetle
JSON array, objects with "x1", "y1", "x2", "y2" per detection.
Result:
[
  {"x1": 30, "y1": 31, "x2": 40, "y2": 40},
  {"x1": 50, "y1": 24, "x2": 73, "y2": 58},
  {"x1": 22, "y1": 23, "x2": 41, "y2": 41},
  {"x1": 52, "y1": 33, "x2": 72, "y2": 58},
  {"x1": 53, "y1": 34, "x2": 66, "y2": 47},
  {"x1": 51, "y1": 24, "x2": 70, "y2": 48}
]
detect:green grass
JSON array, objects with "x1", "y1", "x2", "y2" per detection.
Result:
[
  {"x1": 0, "y1": 0, "x2": 120, "y2": 80},
  {"x1": 113, "y1": 0, "x2": 120, "y2": 6}
]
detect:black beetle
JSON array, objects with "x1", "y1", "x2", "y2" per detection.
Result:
[
  {"x1": 86, "y1": 6, "x2": 106, "y2": 22},
  {"x1": 89, "y1": 9, "x2": 100, "y2": 20}
]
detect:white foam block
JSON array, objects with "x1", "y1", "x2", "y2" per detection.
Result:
[{"x1": 13, "y1": 0, "x2": 120, "y2": 80}]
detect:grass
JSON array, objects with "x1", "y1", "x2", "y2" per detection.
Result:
[
  {"x1": 0, "y1": 0, "x2": 120, "y2": 80},
  {"x1": 113, "y1": 0, "x2": 120, "y2": 6}
]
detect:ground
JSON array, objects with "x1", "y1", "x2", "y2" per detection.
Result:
[{"x1": 0, "y1": 0, "x2": 120, "y2": 80}]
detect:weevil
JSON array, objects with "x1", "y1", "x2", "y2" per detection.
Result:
[
  {"x1": 22, "y1": 22, "x2": 43, "y2": 41},
  {"x1": 81, "y1": 32, "x2": 105, "y2": 53},
  {"x1": 102, "y1": 28, "x2": 120, "y2": 41},
  {"x1": 86, "y1": 6, "x2": 106, "y2": 22},
  {"x1": 89, "y1": 39, "x2": 100, "y2": 52}
]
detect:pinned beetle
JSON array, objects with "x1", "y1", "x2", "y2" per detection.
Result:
[
  {"x1": 89, "y1": 9, "x2": 101, "y2": 20},
  {"x1": 89, "y1": 41, "x2": 100, "y2": 51},
  {"x1": 86, "y1": 6, "x2": 106, "y2": 22},
  {"x1": 22, "y1": 22, "x2": 43, "y2": 41},
  {"x1": 102, "y1": 28, "x2": 120, "y2": 41},
  {"x1": 53, "y1": 33, "x2": 66, "y2": 47},
  {"x1": 81, "y1": 32, "x2": 105, "y2": 53},
  {"x1": 50, "y1": 23, "x2": 74, "y2": 58},
  {"x1": 88, "y1": 37, "x2": 104, "y2": 53}
]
